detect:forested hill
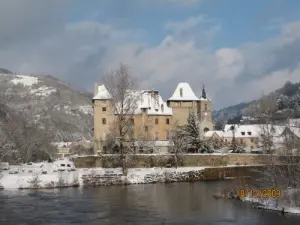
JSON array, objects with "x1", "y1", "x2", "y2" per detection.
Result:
[
  {"x1": 213, "y1": 81, "x2": 300, "y2": 125},
  {"x1": 0, "y1": 70, "x2": 93, "y2": 142}
]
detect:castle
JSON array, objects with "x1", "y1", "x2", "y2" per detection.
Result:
[{"x1": 92, "y1": 82, "x2": 214, "y2": 153}]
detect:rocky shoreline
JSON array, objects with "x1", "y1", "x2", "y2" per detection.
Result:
[
  {"x1": 213, "y1": 189, "x2": 300, "y2": 215},
  {"x1": 81, "y1": 169, "x2": 205, "y2": 186}
]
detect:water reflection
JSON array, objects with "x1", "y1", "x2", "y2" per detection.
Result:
[{"x1": 1, "y1": 181, "x2": 300, "y2": 225}]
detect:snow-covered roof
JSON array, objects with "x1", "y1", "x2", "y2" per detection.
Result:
[
  {"x1": 93, "y1": 84, "x2": 112, "y2": 100},
  {"x1": 115, "y1": 90, "x2": 173, "y2": 116},
  {"x1": 205, "y1": 124, "x2": 286, "y2": 139},
  {"x1": 168, "y1": 83, "x2": 199, "y2": 101},
  {"x1": 223, "y1": 124, "x2": 285, "y2": 138},
  {"x1": 204, "y1": 131, "x2": 224, "y2": 138}
]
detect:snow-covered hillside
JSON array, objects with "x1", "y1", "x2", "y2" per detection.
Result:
[{"x1": 0, "y1": 73, "x2": 93, "y2": 142}]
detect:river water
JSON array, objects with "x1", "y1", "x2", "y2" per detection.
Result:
[{"x1": 1, "y1": 181, "x2": 300, "y2": 225}]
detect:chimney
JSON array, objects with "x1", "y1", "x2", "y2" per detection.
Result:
[{"x1": 94, "y1": 83, "x2": 98, "y2": 96}]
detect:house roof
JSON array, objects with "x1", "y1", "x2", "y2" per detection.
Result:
[
  {"x1": 223, "y1": 124, "x2": 285, "y2": 138},
  {"x1": 168, "y1": 83, "x2": 199, "y2": 101},
  {"x1": 92, "y1": 84, "x2": 112, "y2": 100},
  {"x1": 112, "y1": 89, "x2": 173, "y2": 116},
  {"x1": 205, "y1": 124, "x2": 286, "y2": 139},
  {"x1": 204, "y1": 131, "x2": 224, "y2": 138}
]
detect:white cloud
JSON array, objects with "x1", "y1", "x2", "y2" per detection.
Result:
[{"x1": 0, "y1": 3, "x2": 300, "y2": 109}]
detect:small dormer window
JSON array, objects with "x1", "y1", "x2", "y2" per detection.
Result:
[
  {"x1": 180, "y1": 88, "x2": 183, "y2": 97},
  {"x1": 241, "y1": 132, "x2": 245, "y2": 135},
  {"x1": 248, "y1": 131, "x2": 252, "y2": 135},
  {"x1": 161, "y1": 104, "x2": 164, "y2": 112}
]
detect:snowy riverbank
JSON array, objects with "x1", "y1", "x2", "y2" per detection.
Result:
[
  {"x1": 0, "y1": 159, "x2": 262, "y2": 189},
  {"x1": 243, "y1": 195, "x2": 300, "y2": 215},
  {"x1": 0, "y1": 161, "x2": 208, "y2": 189}
]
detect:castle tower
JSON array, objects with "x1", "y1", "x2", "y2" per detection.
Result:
[
  {"x1": 198, "y1": 85, "x2": 213, "y2": 134},
  {"x1": 92, "y1": 83, "x2": 113, "y2": 153},
  {"x1": 167, "y1": 83, "x2": 200, "y2": 126}
]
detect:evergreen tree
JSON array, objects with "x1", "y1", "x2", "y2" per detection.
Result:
[
  {"x1": 185, "y1": 111, "x2": 213, "y2": 153},
  {"x1": 185, "y1": 111, "x2": 201, "y2": 152}
]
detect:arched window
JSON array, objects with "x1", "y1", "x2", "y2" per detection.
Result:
[
  {"x1": 203, "y1": 127, "x2": 209, "y2": 133},
  {"x1": 179, "y1": 88, "x2": 183, "y2": 97}
]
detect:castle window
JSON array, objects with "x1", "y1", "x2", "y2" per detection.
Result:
[
  {"x1": 180, "y1": 88, "x2": 183, "y2": 97},
  {"x1": 145, "y1": 126, "x2": 148, "y2": 132},
  {"x1": 155, "y1": 118, "x2": 159, "y2": 124},
  {"x1": 248, "y1": 131, "x2": 252, "y2": 135},
  {"x1": 161, "y1": 104, "x2": 164, "y2": 112},
  {"x1": 241, "y1": 132, "x2": 245, "y2": 136},
  {"x1": 155, "y1": 132, "x2": 159, "y2": 140},
  {"x1": 102, "y1": 118, "x2": 106, "y2": 124},
  {"x1": 166, "y1": 131, "x2": 170, "y2": 140},
  {"x1": 205, "y1": 104, "x2": 207, "y2": 111},
  {"x1": 166, "y1": 118, "x2": 170, "y2": 125},
  {"x1": 203, "y1": 127, "x2": 209, "y2": 133},
  {"x1": 102, "y1": 107, "x2": 106, "y2": 112}
]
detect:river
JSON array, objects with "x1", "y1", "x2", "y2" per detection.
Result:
[{"x1": 1, "y1": 181, "x2": 300, "y2": 225}]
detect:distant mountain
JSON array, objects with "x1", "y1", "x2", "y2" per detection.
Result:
[
  {"x1": 213, "y1": 81, "x2": 300, "y2": 124},
  {"x1": 0, "y1": 68, "x2": 12, "y2": 74},
  {"x1": 0, "y1": 73, "x2": 93, "y2": 142},
  {"x1": 213, "y1": 102, "x2": 254, "y2": 122}
]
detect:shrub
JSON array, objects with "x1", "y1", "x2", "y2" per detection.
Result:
[{"x1": 28, "y1": 174, "x2": 41, "y2": 188}]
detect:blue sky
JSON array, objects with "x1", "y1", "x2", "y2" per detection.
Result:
[{"x1": 0, "y1": 0, "x2": 300, "y2": 109}]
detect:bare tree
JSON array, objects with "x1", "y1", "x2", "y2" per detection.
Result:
[
  {"x1": 246, "y1": 96, "x2": 300, "y2": 208},
  {"x1": 0, "y1": 102, "x2": 54, "y2": 163},
  {"x1": 103, "y1": 64, "x2": 139, "y2": 175},
  {"x1": 169, "y1": 125, "x2": 188, "y2": 168},
  {"x1": 253, "y1": 94, "x2": 278, "y2": 153}
]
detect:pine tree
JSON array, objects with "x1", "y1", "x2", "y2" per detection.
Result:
[
  {"x1": 184, "y1": 111, "x2": 212, "y2": 153},
  {"x1": 185, "y1": 111, "x2": 201, "y2": 152}
]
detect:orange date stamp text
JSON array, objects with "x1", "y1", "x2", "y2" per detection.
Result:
[{"x1": 237, "y1": 189, "x2": 281, "y2": 198}]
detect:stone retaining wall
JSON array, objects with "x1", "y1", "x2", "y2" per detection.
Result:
[
  {"x1": 74, "y1": 154, "x2": 300, "y2": 168},
  {"x1": 80, "y1": 166, "x2": 262, "y2": 187}
]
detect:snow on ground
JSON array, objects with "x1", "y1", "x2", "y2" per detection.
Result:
[
  {"x1": 0, "y1": 160, "x2": 206, "y2": 189},
  {"x1": 0, "y1": 160, "x2": 78, "y2": 189},
  {"x1": 11, "y1": 75, "x2": 38, "y2": 86},
  {"x1": 30, "y1": 85, "x2": 56, "y2": 96},
  {"x1": 243, "y1": 192, "x2": 300, "y2": 215}
]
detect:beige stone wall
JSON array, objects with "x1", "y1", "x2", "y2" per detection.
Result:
[
  {"x1": 93, "y1": 99, "x2": 173, "y2": 152},
  {"x1": 94, "y1": 90, "x2": 214, "y2": 153},
  {"x1": 235, "y1": 137, "x2": 260, "y2": 149},
  {"x1": 74, "y1": 154, "x2": 300, "y2": 168},
  {"x1": 168, "y1": 101, "x2": 197, "y2": 126},
  {"x1": 93, "y1": 99, "x2": 114, "y2": 151},
  {"x1": 198, "y1": 100, "x2": 213, "y2": 132}
]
